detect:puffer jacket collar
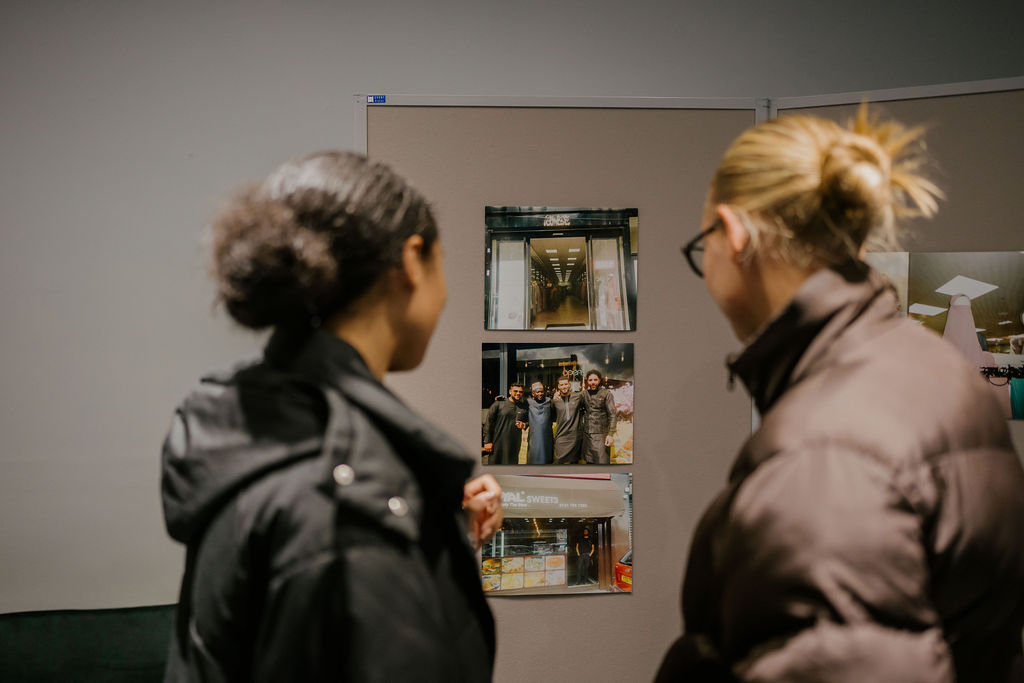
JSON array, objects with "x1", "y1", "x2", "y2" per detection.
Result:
[
  {"x1": 726, "y1": 262, "x2": 899, "y2": 478},
  {"x1": 266, "y1": 327, "x2": 475, "y2": 543}
]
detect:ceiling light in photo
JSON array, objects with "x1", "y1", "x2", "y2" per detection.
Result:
[
  {"x1": 935, "y1": 275, "x2": 998, "y2": 300},
  {"x1": 909, "y1": 303, "x2": 948, "y2": 316}
]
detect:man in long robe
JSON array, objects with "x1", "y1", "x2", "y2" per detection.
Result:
[
  {"x1": 552, "y1": 376, "x2": 585, "y2": 464},
  {"x1": 483, "y1": 383, "x2": 525, "y2": 465},
  {"x1": 519, "y1": 381, "x2": 555, "y2": 464},
  {"x1": 582, "y1": 370, "x2": 617, "y2": 465}
]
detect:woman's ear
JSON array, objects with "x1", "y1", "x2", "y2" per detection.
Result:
[
  {"x1": 716, "y1": 204, "x2": 751, "y2": 258},
  {"x1": 399, "y1": 234, "x2": 426, "y2": 288}
]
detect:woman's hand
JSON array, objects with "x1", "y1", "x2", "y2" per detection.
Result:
[{"x1": 463, "y1": 474, "x2": 503, "y2": 550}]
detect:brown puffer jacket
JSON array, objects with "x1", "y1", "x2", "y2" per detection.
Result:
[{"x1": 657, "y1": 264, "x2": 1024, "y2": 682}]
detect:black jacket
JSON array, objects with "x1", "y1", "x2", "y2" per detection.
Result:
[
  {"x1": 161, "y1": 329, "x2": 495, "y2": 682},
  {"x1": 583, "y1": 387, "x2": 617, "y2": 435},
  {"x1": 657, "y1": 264, "x2": 1024, "y2": 682}
]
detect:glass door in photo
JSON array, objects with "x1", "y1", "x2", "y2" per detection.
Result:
[
  {"x1": 527, "y1": 236, "x2": 589, "y2": 330},
  {"x1": 589, "y1": 236, "x2": 629, "y2": 331},
  {"x1": 487, "y1": 238, "x2": 527, "y2": 329}
]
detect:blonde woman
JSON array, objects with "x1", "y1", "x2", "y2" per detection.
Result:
[{"x1": 658, "y1": 110, "x2": 1024, "y2": 682}]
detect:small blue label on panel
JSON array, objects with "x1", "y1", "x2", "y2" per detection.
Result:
[{"x1": 367, "y1": 95, "x2": 386, "y2": 104}]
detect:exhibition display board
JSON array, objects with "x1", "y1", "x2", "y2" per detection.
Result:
[
  {"x1": 357, "y1": 80, "x2": 1024, "y2": 683},
  {"x1": 775, "y1": 82, "x2": 1024, "y2": 449},
  {"x1": 361, "y1": 99, "x2": 759, "y2": 681}
]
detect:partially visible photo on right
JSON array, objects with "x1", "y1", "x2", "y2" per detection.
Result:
[{"x1": 907, "y1": 251, "x2": 1024, "y2": 419}]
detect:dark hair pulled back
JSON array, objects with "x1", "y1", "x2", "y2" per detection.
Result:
[{"x1": 211, "y1": 151, "x2": 438, "y2": 330}]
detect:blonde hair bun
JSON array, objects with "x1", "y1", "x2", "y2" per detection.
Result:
[
  {"x1": 821, "y1": 144, "x2": 888, "y2": 209},
  {"x1": 819, "y1": 135, "x2": 892, "y2": 247}
]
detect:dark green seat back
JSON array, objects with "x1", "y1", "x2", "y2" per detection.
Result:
[{"x1": 0, "y1": 604, "x2": 175, "y2": 682}]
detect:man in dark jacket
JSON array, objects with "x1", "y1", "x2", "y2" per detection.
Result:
[
  {"x1": 581, "y1": 370, "x2": 617, "y2": 465},
  {"x1": 162, "y1": 330, "x2": 496, "y2": 682},
  {"x1": 573, "y1": 527, "x2": 596, "y2": 586},
  {"x1": 656, "y1": 266, "x2": 1024, "y2": 683},
  {"x1": 552, "y1": 377, "x2": 585, "y2": 464},
  {"x1": 483, "y1": 383, "x2": 525, "y2": 465}
]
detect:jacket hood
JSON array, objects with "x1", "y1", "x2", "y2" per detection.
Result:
[
  {"x1": 161, "y1": 360, "x2": 327, "y2": 544},
  {"x1": 161, "y1": 328, "x2": 475, "y2": 545}
]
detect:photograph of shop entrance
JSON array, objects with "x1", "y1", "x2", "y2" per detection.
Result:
[
  {"x1": 484, "y1": 207, "x2": 638, "y2": 330},
  {"x1": 481, "y1": 343, "x2": 634, "y2": 465},
  {"x1": 481, "y1": 474, "x2": 633, "y2": 595},
  {"x1": 907, "y1": 251, "x2": 1024, "y2": 420}
]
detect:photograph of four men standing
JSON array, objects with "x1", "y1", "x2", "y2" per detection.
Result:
[{"x1": 481, "y1": 343, "x2": 634, "y2": 465}]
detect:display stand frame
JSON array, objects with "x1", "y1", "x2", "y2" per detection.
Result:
[
  {"x1": 353, "y1": 94, "x2": 769, "y2": 155},
  {"x1": 353, "y1": 79, "x2": 1024, "y2": 434},
  {"x1": 769, "y1": 75, "x2": 1024, "y2": 116},
  {"x1": 353, "y1": 78, "x2": 1024, "y2": 149}
]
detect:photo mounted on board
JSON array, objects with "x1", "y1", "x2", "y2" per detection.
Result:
[
  {"x1": 484, "y1": 207, "x2": 638, "y2": 330},
  {"x1": 481, "y1": 343, "x2": 634, "y2": 465},
  {"x1": 481, "y1": 474, "x2": 633, "y2": 596},
  {"x1": 907, "y1": 251, "x2": 1024, "y2": 419}
]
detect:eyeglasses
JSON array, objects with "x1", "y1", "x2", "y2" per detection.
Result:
[{"x1": 681, "y1": 219, "x2": 722, "y2": 278}]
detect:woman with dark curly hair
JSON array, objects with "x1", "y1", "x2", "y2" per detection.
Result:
[
  {"x1": 658, "y1": 109, "x2": 1024, "y2": 682},
  {"x1": 161, "y1": 151, "x2": 501, "y2": 682}
]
